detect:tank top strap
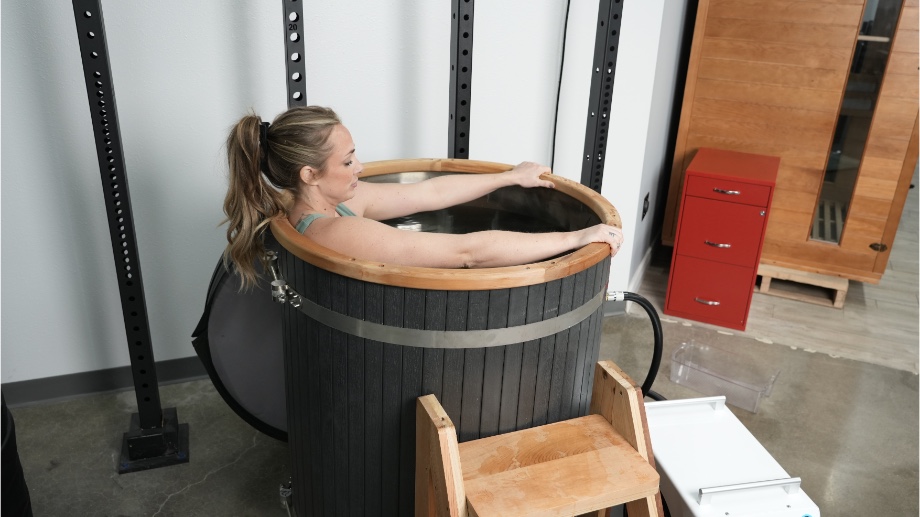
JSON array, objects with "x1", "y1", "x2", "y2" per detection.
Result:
[
  {"x1": 296, "y1": 204, "x2": 356, "y2": 233},
  {"x1": 335, "y1": 203, "x2": 356, "y2": 217},
  {"x1": 295, "y1": 213, "x2": 327, "y2": 234}
]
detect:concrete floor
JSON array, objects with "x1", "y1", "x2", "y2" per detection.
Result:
[{"x1": 6, "y1": 310, "x2": 917, "y2": 516}]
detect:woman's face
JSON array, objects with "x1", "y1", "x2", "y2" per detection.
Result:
[{"x1": 313, "y1": 124, "x2": 363, "y2": 203}]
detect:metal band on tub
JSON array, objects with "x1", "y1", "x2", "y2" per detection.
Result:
[{"x1": 287, "y1": 289, "x2": 605, "y2": 349}]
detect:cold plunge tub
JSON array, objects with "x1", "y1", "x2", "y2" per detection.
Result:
[{"x1": 264, "y1": 158, "x2": 621, "y2": 516}]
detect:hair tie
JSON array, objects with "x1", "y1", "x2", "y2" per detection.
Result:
[{"x1": 259, "y1": 121, "x2": 271, "y2": 172}]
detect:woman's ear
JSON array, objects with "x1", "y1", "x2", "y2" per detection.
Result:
[{"x1": 300, "y1": 165, "x2": 317, "y2": 185}]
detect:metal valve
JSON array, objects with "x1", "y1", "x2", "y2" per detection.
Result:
[
  {"x1": 265, "y1": 251, "x2": 289, "y2": 304},
  {"x1": 271, "y1": 279, "x2": 288, "y2": 304},
  {"x1": 264, "y1": 250, "x2": 303, "y2": 307}
]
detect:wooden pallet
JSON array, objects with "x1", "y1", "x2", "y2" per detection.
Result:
[{"x1": 756, "y1": 264, "x2": 849, "y2": 308}]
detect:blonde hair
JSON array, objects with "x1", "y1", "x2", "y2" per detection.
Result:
[{"x1": 222, "y1": 106, "x2": 341, "y2": 289}]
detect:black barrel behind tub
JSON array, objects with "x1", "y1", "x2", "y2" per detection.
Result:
[{"x1": 271, "y1": 158, "x2": 620, "y2": 516}]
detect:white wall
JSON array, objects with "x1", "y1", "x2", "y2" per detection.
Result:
[
  {"x1": 555, "y1": 0, "x2": 689, "y2": 292},
  {"x1": 469, "y1": 1, "x2": 569, "y2": 165},
  {"x1": 1, "y1": 2, "x2": 569, "y2": 383}
]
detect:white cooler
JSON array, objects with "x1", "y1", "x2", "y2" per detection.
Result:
[{"x1": 645, "y1": 397, "x2": 820, "y2": 517}]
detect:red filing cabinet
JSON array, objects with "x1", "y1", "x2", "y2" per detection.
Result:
[{"x1": 665, "y1": 148, "x2": 779, "y2": 330}]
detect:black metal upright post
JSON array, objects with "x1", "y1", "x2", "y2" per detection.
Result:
[
  {"x1": 580, "y1": 0, "x2": 624, "y2": 192},
  {"x1": 448, "y1": 0, "x2": 475, "y2": 158},
  {"x1": 72, "y1": 0, "x2": 189, "y2": 474},
  {"x1": 282, "y1": 0, "x2": 307, "y2": 107}
]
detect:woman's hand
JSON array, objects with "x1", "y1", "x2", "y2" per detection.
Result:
[
  {"x1": 578, "y1": 224, "x2": 625, "y2": 257},
  {"x1": 505, "y1": 161, "x2": 555, "y2": 189}
]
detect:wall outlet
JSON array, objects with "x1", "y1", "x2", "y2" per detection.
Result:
[{"x1": 642, "y1": 193, "x2": 650, "y2": 220}]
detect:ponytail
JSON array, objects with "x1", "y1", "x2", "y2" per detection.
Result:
[
  {"x1": 222, "y1": 114, "x2": 286, "y2": 289},
  {"x1": 222, "y1": 106, "x2": 341, "y2": 289}
]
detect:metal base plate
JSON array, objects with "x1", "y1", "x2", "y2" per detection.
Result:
[{"x1": 117, "y1": 407, "x2": 190, "y2": 474}]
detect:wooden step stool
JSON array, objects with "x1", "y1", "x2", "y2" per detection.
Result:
[{"x1": 416, "y1": 361, "x2": 663, "y2": 517}]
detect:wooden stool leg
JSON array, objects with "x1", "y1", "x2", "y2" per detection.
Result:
[
  {"x1": 416, "y1": 395, "x2": 467, "y2": 517},
  {"x1": 590, "y1": 361, "x2": 664, "y2": 517}
]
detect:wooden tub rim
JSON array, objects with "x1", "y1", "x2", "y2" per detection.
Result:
[{"x1": 270, "y1": 158, "x2": 621, "y2": 290}]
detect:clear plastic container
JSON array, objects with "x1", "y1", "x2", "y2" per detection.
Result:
[{"x1": 670, "y1": 341, "x2": 780, "y2": 413}]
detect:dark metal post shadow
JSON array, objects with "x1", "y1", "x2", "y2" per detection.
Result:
[{"x1": 71, "y1": 0, "x2": 189, "y2": 474}]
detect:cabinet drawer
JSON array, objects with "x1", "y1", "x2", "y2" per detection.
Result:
[
  {"x1": 676, "y1": 197, "x2": 767, "y2": 267},
  {"x1": 685, "y1": 175, "x2": 771, "y2": 207},
  {"x1": 666, "y1": 256, "x2": 755, "y2": 329}
]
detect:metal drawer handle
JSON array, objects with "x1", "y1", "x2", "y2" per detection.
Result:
[
  {"x1": 713, "y1": 188, "x2": 741, "y2": 195},
  {"x1": 699, "y1": 477, "x2": 802, "y2": 505},
  {"x1": 704, "y1": 240, "x2": 731, "y2": 248},
  {"x1": 694, "y1": 297, "x2": 720, "y2": 306}
]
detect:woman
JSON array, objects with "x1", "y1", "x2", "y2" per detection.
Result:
[{"x1": 223, "y1": 106, "x2": 624, "y2": 288}]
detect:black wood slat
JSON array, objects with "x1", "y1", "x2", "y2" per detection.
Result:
[
  {"x1": 578, "y1": 263, "x2": 601, "y2": 414},
  {"x1": 515, "y1": 282, "x2": 546, "y2": 430},
  {"x1": 497, "y1": 286, "x2": 527, "y2": 433},
  {"x1": 479, "y1": 289, "x2": 508, "y2": 438},
  {"x1": 363, "y1": 282, "x2": 385, "y2": 512},
  {"x1": 285, "y1": 262, "x2": 310, "y2": 511},
  {"x1": 567, "y1": 268, "x2": 589, "y2": 419},
  {"x1": 421, "y1": 291, "x2": 447, "y2": 398},
  {"x1": 399, "y1": 289, "x2": 426, "y2": 516},
  {"x1": 459, "y1": 290, "x2": 488, "y2": 441},
  {"x1": 330, "y1": 275, "x2": 349, "y2": 515},
  {"x1": 302, "y1": 266, "x2": 325, "y2": 514},
  {"x1": 532, "y1": 279, "x2": 562, "y2": 426},
  {"x1": 380, "y1": 287, "x2": 404, "y2": 516},
  {"x1": 547, "y1": 274, "x2": 576, "y2": 422},
  {"x1": 315, "y1": 269, "x2": 336, "y2": 515},
  {"x1": 442, "y1": 291, "x2": 468, "y2": 424},
  {"x1": 346, "y1": 278, "x2": 365, "y2": 515}
]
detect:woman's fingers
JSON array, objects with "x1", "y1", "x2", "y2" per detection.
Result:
[
  {"x1": 510, "y1": 161, "x2": 555, "y2": 189},
  {"x1": 600, "y1": 225, "x2": 624, "y2": 256}
]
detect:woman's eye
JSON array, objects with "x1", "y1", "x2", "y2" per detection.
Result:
[{"x1": 345, "y1": 160, "x2": 353, "y2": 166}]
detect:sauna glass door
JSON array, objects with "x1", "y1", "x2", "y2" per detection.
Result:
[{"x1": 811, "y1": 0, "x2": 904, "y2": 244}]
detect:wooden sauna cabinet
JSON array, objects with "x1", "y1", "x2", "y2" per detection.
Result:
[{"x1": 662, "y1": 0, "x2": 919, "y2": 283}]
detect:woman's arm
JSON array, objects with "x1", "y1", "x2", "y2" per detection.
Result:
[
  {"x1": 350, "y1": 162, "x2": 555, "y2": 221},
  {"x1": 303, "y1": 216, "x2": 625, "y2": 268}
]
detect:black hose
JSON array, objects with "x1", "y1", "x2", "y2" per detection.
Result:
[
  {"x1": 615, "y1": 292, "x2": 664, "y2": 398},
  {"x1": 549, "y1": 0, "x2": 572, "y2": 170}
]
